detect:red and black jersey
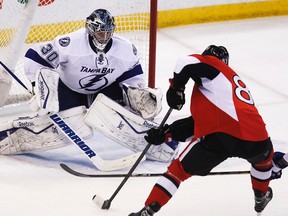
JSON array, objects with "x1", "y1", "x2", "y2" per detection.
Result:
[{"x1": 172, "y1": 54, "x2": 268, "y2": 141}]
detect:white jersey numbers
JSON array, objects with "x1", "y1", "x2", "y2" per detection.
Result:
[{"x1": 233, "y1": 75, "x2": 254, "y2": 105}]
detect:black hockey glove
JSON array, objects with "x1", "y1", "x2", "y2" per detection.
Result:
[
  {"x1": 271, "y1": 151, "x2": 288, "y2": 180},
  {"x1": 144, "y1": 124, "x2": 170, "y2": 145},
  {"x1": 166, "y1": 79, "x2": 185, "y2": 110}
]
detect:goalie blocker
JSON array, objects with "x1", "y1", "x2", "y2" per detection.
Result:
[{"x1": 28, "y1": 67, "x2": 60, "y2": 115}]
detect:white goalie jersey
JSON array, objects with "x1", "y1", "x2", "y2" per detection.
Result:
[
  {"x1": 24, "y1": 28, "x2": 146, "y2": 93},
  {"x1": 23, "y1": 28, "x2": 162, "y2": 119}
]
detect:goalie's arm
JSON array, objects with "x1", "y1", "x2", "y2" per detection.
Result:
[{"x1": 24, "y1": 39, "x2": 60, "y2": 84}]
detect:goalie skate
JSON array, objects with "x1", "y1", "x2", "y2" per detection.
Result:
[
  {"x1": 84, "y1": 93, "x2": 179, "y2": 162},
  {"x1": 0, "y1": 106, "x2": 93, "y2": 154}
]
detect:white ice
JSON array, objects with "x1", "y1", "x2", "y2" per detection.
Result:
[{"x1": 1, "y1": 16, "x2": 288, "y2": 216}]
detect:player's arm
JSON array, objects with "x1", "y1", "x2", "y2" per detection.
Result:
[
  {"x1": 116, "y1": 43, "x2": 146, "y2": 88},
  {"x1": 24, "y1": 40, "x2": 61, "y2": 114},
  {"x1": 144, "y1": 116, "x2": 195, "y2": 145},
  {"x1": 167, "y1": 55, "x2": 219, "y2": 110},
  {"x1": 172, "y1": 55, "x2": 219, "y2": 86},
  {"x1": 24, "y1": 40, "x2": 60, "y2": 84}
]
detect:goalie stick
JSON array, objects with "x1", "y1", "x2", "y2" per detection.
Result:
[
  {"x1": 50, "y1": 113, "x2": 144, "y2": 171},
  {"x1": 1, "y1": 61, "x2": 143, "y2": 171},
  {"x1": 92, "y1": 108, "x2": 173, "y2": 210},
  {"x1": 60, "y1": 163, "x2": 250, "y2": 178},
  {"x1": 0, "y1": 61, "x2": 33, "y2": 95}
]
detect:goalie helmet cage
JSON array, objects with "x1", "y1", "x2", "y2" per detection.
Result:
[{"x1": 0, "y1": 0, "x2": 157, "y2": 107}]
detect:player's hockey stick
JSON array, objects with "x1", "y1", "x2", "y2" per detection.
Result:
[
  {"x1": 60, "y1": 163, "x2": 162, "y2": 177},
  {"x1": 92, "y1": 108, "x2": 173, "y2": 210},
  {"x1": 0, "y1": 61, "x2": 33, "y2": 94},
  {"x1": 1, "y1": 61, "x2": 143, "y2": 171},
  {"x1": 60, "y1": 163, "x2": 250, "y2": 178}
]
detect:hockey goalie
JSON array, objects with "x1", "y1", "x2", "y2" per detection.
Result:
[
  {"x1": 0, "y1": 9, "x2": 179, "y2": 163},
  {"x1": 0, "y1": 69, "x2": 178, "y2": 162}
]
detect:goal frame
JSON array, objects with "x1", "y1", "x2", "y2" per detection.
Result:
[{"x1": 148, "y1": 0, "x2": 157, "y2": 88}]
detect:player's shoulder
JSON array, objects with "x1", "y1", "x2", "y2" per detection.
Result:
[
  {"x1": 54, "y1": 28, "x2": 87, "y2": 49},
  {"x1": 175, "y1": 54, "x2": 201, "y2": 66},
  {"x1": 112, "y1": 33, "x2": 133, "y2": 45},
  {"x1": 111, "y1": 34, "x2": 138, "y2": 56}
]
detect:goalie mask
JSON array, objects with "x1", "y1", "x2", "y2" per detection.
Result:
[
  {"x1": 85, "y1": 9, "x2": 116, "y2": 51},
  {"x1": 202, "y1": 45, "x2": 229, "y2": 65}
]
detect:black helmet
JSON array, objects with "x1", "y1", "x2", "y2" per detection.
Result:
[
  {"x1": 85, "y1": 9, "x2": 116, "y2": 51},
  {"x1": 202, "y1": 45, "x2": 229, "y2": 65}
]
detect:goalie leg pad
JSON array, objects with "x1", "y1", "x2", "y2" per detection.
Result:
[
  {"x1": 84, "y1": 93, "x2": 178, "y2": 162},
  {"x1": 0, "y1": 106, "x2": 93, "y2": 155}
]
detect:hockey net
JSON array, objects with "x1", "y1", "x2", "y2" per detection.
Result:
[{"x1": 0, "y1": 0, "x2": 156, "y2": 107}]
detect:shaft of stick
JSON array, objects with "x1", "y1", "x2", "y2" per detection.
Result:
[
  {"x1": 104, "y1": 108, "x2": 173, "y2": 206},
  {"x1": 0, "y1": 61, "x2": 33, "y2": 95}
]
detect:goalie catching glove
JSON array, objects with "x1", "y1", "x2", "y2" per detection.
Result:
[{"x1": 122, "y1": 83, "x2": 163, "y2": 120}]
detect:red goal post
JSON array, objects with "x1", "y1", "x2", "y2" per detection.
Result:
[{"x1": 0, "y1": 0, "x2": 157, "y2": 107}]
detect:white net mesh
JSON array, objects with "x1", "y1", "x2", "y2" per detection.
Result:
[{"x1": 0, "y1": 0, "x2": 151, "y2": 106}]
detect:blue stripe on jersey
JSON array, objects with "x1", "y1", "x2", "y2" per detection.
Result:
[
  {"x1": 116, "y1": 64, "x2": 143, "y2": 83},
  {"x1": 25, "y1": 48, "x2": 54, "y2": 68}
]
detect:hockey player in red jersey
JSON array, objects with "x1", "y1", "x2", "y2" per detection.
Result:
[{"x1": 129, "y1": 45, "x2": 274, "y2": 215}]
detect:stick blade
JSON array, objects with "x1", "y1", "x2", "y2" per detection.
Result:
[{"x1": 92, "y1": 195, "x2": 111, "y2": 210}]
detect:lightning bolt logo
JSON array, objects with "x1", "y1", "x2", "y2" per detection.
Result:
[{"x1": 79, "y1": 74, "x2": 108, "y2": 91}]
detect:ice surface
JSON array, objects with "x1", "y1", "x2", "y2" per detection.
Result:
[{"x1": 1, "y1": 16, "x2": 288, "y2": 216}]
